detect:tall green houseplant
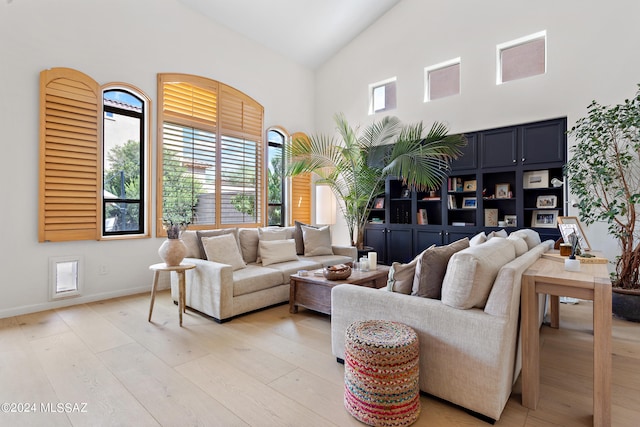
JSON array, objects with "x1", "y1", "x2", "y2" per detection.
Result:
[
  {"x1": 286, "y1": 113, "x2": 465, "y2": 249},
  {"x1": 565, "y1": 86, "x2": 640, "y2": 291}
]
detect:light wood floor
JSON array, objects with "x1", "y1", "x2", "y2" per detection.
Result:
[{"x1": 1, "y1": 291, "x2": 639, "y2": 426}]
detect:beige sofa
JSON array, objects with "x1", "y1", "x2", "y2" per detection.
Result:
[
  {"x1": 171, "y1": 226, "x2": 356, "y2": 322},
  {"x1": 331, "y1": 230, "x2": 552, "y2": 422}
]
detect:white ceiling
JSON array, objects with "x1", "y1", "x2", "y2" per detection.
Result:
[{"x1": 177, "y1": 0, "x2": 402, "y2": 69}]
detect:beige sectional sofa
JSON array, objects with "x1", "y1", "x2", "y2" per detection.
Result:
[
  {"x1": 171, "y1": 225, "x2": 356, "y2": 322},
  {"x1": 331, "y1": 229, "x2": 552, "y2": 422}
]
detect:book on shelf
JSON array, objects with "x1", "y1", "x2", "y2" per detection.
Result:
[
  {"x1": 448, "y1": 177, "x2": 464, "y2": 192},
  {"x1": 447, "y1": 195, "x2": 457, "y2": 209},
  {"x1": 417, "y1": 209, "x2": 428, "y2": 225}
]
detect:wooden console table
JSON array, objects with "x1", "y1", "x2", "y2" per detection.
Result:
[{"x1": 521, "y1": 255, "x2": 611, "y2": 426}]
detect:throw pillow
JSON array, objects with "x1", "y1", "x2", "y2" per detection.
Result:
[
  {"x1": 293, "y1": 221, "x2": 318, "y2": 255},
  {"x1": 257, "y1": 227, "x2": 289, "y2": 262},
  {"x1": 238, "y1": 228, "x2": 259, "y2": 263},
  {"x1": 180, "y1": 230, "x2": 201, "y2": 258},
  {"x1": 201, "y1": 233, "x2": 246, "y2": 271},
  {"x1": 441, "y1": 237, "x2": 516, "y2": 309},
  {"x1": 259, "y1": 239, "x2": 299, "y2": 266},
  {"x1": 302, "y1": 225, "x2": 333, "y2": 256},
  {"x1": 507, "y1": 234, "x2": 528, "y2": 257},
  {"x1": 195, "y1": 228, "x2": 239, "y2": 259},
  {"x1": 487, "y1": 229, "x2": 508, "y2": 240},
  {"x1": 469, "y1": 231, "x2": 487, "y2": 246},
  {"x1": 411, "y1": 238, "x2": 470, "y2": 298},
  {"x1": 387, "y1": 251, "x2": 424, "y2": 294},
  {"x1": 509, "y1": 229, "x2": 542, "y2": 250}
]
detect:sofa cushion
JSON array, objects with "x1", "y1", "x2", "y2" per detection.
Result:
[
  {"x1": 387, "y1": 248, "x2": 430, "y2": 294},
  {"x1": 412, "y1": 238, "x2": 469, "y2": 299},
  {"x1": 509, "y1": 229, "x2": 541, "y2": 250},
  {"x1": 487, "y1": 229, "x2": 508, "y2": 240},
  {"x1": 201, "y1": 233, "x2": 246, "y2": 271},
  {"x1": 259, "y1": 239, "x2": 299, "y2": 266},
  {"x1": 195, "y1": 228, "x2": 239, "y2": 259},
  {"x1": 507, "y1": 234, "x2": 528, "y2": 257},
  {"x1": 181, "y1": 230, "x2": 202, "y2": 258},
  {"x1": 257, "y1": 227, "x2": 290, "y2": 262},
  {"x1": 302, "y1": 225, "x2": 333, "y2": 256},
  {"x1": 298, "y1": 254, "x2": 353, "y2": 268},
  {"x1": 441, "y1": 237, "x2": 517, "y2": 309},
  {"x1": 238, "y1": 228, "x2": 259, "y2": 263},
  {"x1": 264, "y1": 259, "x2": 322, "y2": 281},
  {"x1": 294, "y1": 221, "x2": 317, "y2": 255},
  {"x1": 469, "y1": 231, "x2": 487, "y2": 246},
  {"x1": 232, "y1": 265, "x2": 284, "y2": 296}
]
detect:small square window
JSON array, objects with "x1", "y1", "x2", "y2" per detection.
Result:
[
  {"x1": 369, "y1": 78, "x2": 397, "y2": 114},
  {"x1": 425, "y1": 59, "x2": 460, "y2": 102},
  {"x1": 498, "y1": 31, "x2": 546, "y2": 84},
  {"x1": 49, "y1": 256, "x2": 82, "y2": 300}
]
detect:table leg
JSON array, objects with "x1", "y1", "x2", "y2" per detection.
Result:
[
  {"x1": 178, "y1": 271, "x2": 186, "y2": 327},
  {"x1": 593, "y1": 282, "x2": 612, "y2": 427},
  {"x1": 148, "y1": 270, "x2": 160, "y2": 322},
  {"x1": 521, "y1": 274, "x2": 540, "y2": 409},
  {"x1": 289, "y1": 278, "x2": 298, "y2": 313},
  {"x1": 549, "y1": 295, "x2": 560, "y2": 328}
]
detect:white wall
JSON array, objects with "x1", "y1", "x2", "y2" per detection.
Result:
[
  {"x1": 316, "y1": 0, "x2": 640, "y2": 259},
  {"x1": 0, "y1": 0, "x2": 315, "y2": 317}
]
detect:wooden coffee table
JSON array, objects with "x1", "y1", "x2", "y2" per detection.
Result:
[{"x1": 289, "y1": 265, "x2": 390, "y2": 315}]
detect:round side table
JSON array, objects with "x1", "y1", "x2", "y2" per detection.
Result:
[{"x1": 148, "y1": 263, "x2": 196, "y2": 327}]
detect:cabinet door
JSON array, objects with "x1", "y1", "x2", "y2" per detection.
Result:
[
  {"x1": 452, "y1": 133, "x2": 477, "y2": 171},
  {"x1": 387, "y1": 227, "x2": 414, "y2": 264},
  {"x1": 445, "y1": 229, "x2": 476, "y2": 244},
  {"x1": 415, "y1": 229, "x2": 443, "y2": 251},
  {"x1": 479, "y1": 127, "x2": 518, "y2": 168},
  {"x1": 364, "y1": 225, "x2": 387, "y2": 264},
  {"x1": 520, "y1": 119, "x2": 566, "y2": 165}
]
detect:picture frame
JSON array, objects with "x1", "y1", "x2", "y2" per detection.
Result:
[
  {"x1": 523, "y1": 170, "x2": 549, "y2": 189},
  {"x1": 558, "y1": 216, "x2": 591, "y2": 251},
  {"x1": 536, "y1": 195, "x2": 557, "y2": 208},
  {"x1": 463, "y1": 180, "x2": 477, "y2": 192},
  {"x1": 504, "y1": 215, "x2": 517, "y2": 227},
  {"x1": 462, "y1": 197, "x2": 477, "y2": 209},
  {"x1": 531, "y1": 210, "x2": 559, "y2": 228},
  {"x1": 400, "y1": 188, "x2": 411, "y2": 198},
  {"x1": 484, "y1": 208, "x2": 498, "y2": 227},
  {"x1": 495, "y1": 183, "x2": 510, "y2": 199},
  {"x1": 373, "y1": 197, "x2": 385, "y2": 209}
]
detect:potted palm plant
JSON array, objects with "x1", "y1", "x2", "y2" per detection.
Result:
[
  {"x1": 286, "y1": 113, "x2": 465, "y2": 249},
  {"x1": 565, "y1": 85, "x2": 640, "y2": 321}
]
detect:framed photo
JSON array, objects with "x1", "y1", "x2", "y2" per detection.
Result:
[
  {"x1": 504, "y1": 215, "x2": 517, "y2": 227},
  {"x1": 531, "y1": 210, "x2": 559, "y2": 228},
  {"x1": 463, "y1": 180, "x2": 477, "y2": 192},
  {"x1": 462, "y1": 197, "x2": 477, "y2": 209},
  {"x1": 558, "y1": 216, "x2": 591, "y2": 251},
  {"x1": 373, "y1": 197, "x2": 385, "y2": 209},
  {"x1": 495, "y1": 183, "x2": 510, "y2": 199},
  {"x1": 523, "y1": 170, "x2": 549, "y2": 189},
  {"x1": 536, "y1": 195, "x2": 557, "y2": 208},
  {"x1": 401, "y1": 188, "x2": 411, "y2": 198}
]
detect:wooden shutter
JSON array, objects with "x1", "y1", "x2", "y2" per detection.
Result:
[
  {"x1": 39, "y1": 68, "x2": 100, "y2": 242},
  {"x1": 290, "y1": 132, "x2": 312, "y2": 224}
]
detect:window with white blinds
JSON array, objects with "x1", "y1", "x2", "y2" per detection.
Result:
[
  {"x1": 498, "y1": 31, "x2": 547, "y2": 84},
  {"x1": 157, "y1": 74, "x2": 264, "y2": 234}
]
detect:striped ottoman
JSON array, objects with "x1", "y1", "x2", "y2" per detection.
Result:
[{"x1": 344, "y1": 320, "x2": 420, "y2": 426}]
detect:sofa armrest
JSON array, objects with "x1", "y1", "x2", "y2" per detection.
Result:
[
  {"x1": 331, "y1": 245, "x2": 357, "y2": 261},
  {"x1": 170, "y1": 257, "x2": 234, "y2": 321}
]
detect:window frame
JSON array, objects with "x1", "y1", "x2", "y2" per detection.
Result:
[
  {"x1": 156, "y1": 73, "x2": 265, "y2": 236},
  {"x1": 424, "y1": 58, "x2": 461, "y2": 102},
  {"x1": 267, "y1": 127, "x2": 287, "y2": 226},
  {"x1": 497, "y1": 30, "x2": 547, "y2": 85},
  {"x1": 368, "y1": 77, "x2": 397, "y2": 115},
  {"x1": 101, "y1": 85, "x2": 150, "y2": 238}
]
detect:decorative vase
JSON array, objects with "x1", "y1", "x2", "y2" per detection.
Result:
[{"x1": 158, "y1": 238, "x2": 187, "y2": 266}]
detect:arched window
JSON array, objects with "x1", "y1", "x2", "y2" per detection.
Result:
[
  {"x1": 267, "y1": 128, "x2": 287, "y2": 226},
  {"x1": 102, "y1": 87, "x2": 149, "y2": 236}
]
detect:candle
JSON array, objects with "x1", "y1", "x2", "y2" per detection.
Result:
[{"x1": 368, "y1": 252, "x2": 377, "y2": 270}]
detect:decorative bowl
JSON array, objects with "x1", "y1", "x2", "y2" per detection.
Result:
[{"x1": 323, "y1": 265, "x2": 352, "y2": 281}]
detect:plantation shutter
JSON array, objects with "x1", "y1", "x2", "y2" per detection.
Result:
[
  {"x1": 218, "y1": 84, "x2": 264, "y2": 225},
  {"x1": 289, "y1": 132, "x2": 312, "y2": 224},
  {"x1": 39, "y1": 68, "x2": 100, "y2": 242}
]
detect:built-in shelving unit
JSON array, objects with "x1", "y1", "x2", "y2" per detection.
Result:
[{"x1": 365, "y1": 117, "x2": 567, "y2": 264}]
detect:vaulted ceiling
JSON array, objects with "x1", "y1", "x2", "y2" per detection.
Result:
[{"x1": 177, "y1": 0, "x2": 402, "y2": 69}]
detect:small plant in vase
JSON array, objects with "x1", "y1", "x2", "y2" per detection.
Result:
[{"x1": 158, "y1": 219, "x2": 190, "y2": 266}]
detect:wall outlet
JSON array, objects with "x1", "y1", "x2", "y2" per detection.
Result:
[{"x1": 98, "y1": 264, "x2": 109, "y2": 275}]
